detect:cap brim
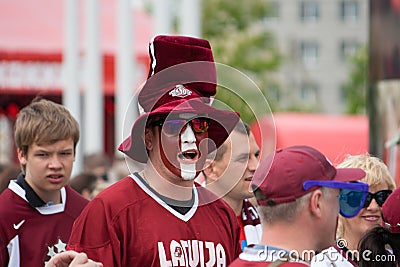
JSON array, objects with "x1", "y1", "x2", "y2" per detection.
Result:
[{"x1": 334, "y1": 168, "x2": 366, "y2": 182}]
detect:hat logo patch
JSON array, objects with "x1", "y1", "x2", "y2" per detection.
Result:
[{"x1": 169, "y1": 85, "x2": 192, "y2": 98}]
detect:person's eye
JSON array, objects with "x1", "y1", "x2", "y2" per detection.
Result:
[
  {"x1": 61, "y1": 151, "x2": 73, "y2": 157},
  {"x1": 236, "y1": 157, "x2": 248, "y2": 163}
]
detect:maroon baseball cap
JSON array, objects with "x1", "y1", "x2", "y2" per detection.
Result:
[
  {"x1": 382, "y1": 187, "x2": 400, "y2": 234},
  {"x1": 252, "y1": 145, "x2": 366, "y2": 206},
  {"x1": 118, "y1": 35, "x2": 240, "y2": 163}
]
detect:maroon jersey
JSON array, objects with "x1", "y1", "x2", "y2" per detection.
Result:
[
  {"x1": 0, "y1": 181, "x2": 88, "y2": 266},
  {"x1": 68, "y1": 173, "x2": 241, "y2": 267}
]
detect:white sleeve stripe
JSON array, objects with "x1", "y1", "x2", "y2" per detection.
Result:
[
  {"x1": 149, "y1": 36, "x2": 157, "y2": 77},
  {"x1": 7, "y1": 235, "x2": 21, "y2": 267}
]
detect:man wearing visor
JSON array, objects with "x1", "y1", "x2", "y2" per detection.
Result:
[
  {"x1": 229, "y1": 145, "x2": 369, "y2": 266},
  {"x1": 68, "y1": 35, "x2": 242, "y2": 266}
]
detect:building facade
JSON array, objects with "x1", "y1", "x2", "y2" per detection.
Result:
[{"x1": 265, "y1": 0, "x2": 368, "y2": 113}]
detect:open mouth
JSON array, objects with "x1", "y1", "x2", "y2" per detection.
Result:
[
  {"x1": 362, "y1": 215, "x2": 380, "y2": 222},
  {"x1": 178, "y1": 149, "x2": 199, "y2": 161},
  {"x1": 48, "y1": 174, "x2": 63, "y2": 179},
  {"x1": 47, "y1": 174, "x2": 64, "y2": 183}
]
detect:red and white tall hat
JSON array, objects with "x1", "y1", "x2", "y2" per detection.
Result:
[{"x1": 118, "y1": 35, "x2": 240, "y2": 163}]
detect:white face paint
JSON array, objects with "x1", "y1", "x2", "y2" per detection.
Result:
[
  {"x1": 181, "y1": 163, "x2": 197, "y2": 180},
  {"x1": 180, "y1": 123, "x2": 197, "y2": 180}
]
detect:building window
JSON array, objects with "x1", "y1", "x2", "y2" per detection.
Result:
[
  {"x1": 340, "y1": 1, "x2": 359, "y2": 22},
  {"x1": 301, "y1": 42, "x2": 319, "y2": 66},
  {"x1": 340, "y1": 40, "x2": 359, "y2": 61},
  {"x1": 267, "y1": 1, "x2": 280, "y2": 19},
  {"x1": 300, "y1": 1, "x2": 319, "y2": 22},
  {"x1": 300, "y1": 83, "x2": 318, "y2": 103},
  {"x1": 340, "y1": 84, "x2": 347, "y2": 102},
  {"x1": 264, "y1": 0, "x2": 280, "y2": 23}
]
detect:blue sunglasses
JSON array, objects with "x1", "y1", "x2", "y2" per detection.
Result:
[{"x1": 303, "y1": 180, "x2": 369, "y2": 218}]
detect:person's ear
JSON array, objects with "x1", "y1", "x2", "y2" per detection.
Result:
[
  {"x1": 309, "y1": 189, "x2": 324, "y2": 219},
  {"x1": 144, "y1": 127, "x2": 154, "y2": 151},
  {"x1": 17, "y1": 148, "x2": 27, "y2": 165},
  {"x1": 203, "y1": 159, "x2": 218, "y2": 183}
]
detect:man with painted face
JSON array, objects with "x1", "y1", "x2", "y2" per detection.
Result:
[{"x1": 68, "y1": 35, "x2": 242, "y2": 266}]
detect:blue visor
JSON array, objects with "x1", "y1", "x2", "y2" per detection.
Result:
[{"x1": 303, "y1": 180, "x2": 369, "y2": 218}]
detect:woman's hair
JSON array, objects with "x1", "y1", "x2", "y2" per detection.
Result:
[
  {"x1": 336, "y1": 153, "x2": 396, "y2": 238},
  {"x1": 337, "y1": 154, "x2": 395, "y2": 190},
  {"x1": 358, "y1": 226, "x2": 400, "y2": 267}
]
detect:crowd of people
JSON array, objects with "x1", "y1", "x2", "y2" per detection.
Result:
[{"x1": 0, "y1": 34, "x2": 398, "y2": 267}]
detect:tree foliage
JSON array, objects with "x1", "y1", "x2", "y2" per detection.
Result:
[
  {"x1": 202, "y1": 0, "x2": 281, "y2": 123},
  {"x1": 342, "y1": 46, "x2": 367, "y2": 114}
]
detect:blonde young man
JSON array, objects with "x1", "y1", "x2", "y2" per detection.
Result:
[
  {"x1": 0, "y1": 99, "x2": 88, "y2": 266},
  {"x1": 203, "y1": 121, "x2": 262, "y2": 250},
  {"x1": 312, "y1": 153, "x2": 396, "y2": 267}
]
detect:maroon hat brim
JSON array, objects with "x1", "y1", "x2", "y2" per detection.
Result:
[
  {"x1": 118, "y1": 98, "x2": 240, "y2": 163},
  {"x1": 334, "y1": 168, "x2": 367, "y2": 182},
  {"x1": 252, "y1": 145, "x2": 367, "y2": 206}
]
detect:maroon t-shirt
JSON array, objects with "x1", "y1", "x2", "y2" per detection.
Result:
[
  {"x1": 0, "y1": 183, "x2": 88, "y2": 266},
  {"x1": 68, "y1": 174, "x2": 241, "y2": 267}
]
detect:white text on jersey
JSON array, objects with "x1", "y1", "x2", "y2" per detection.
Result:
[{"x1": 158, "y1": 240, "x2": 226, "y2": 267}]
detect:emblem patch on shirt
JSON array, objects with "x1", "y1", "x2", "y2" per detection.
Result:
[
  {"x1": 174, "y1": 247, "x2": 183, "y2": 257},
  {"x1": 169, "y1": 85, "x2": 192, "y2": 98},
  {"x1": 13, "y1": 219, "x2": 25, "y2": 230},
  {"x1": 46, "y1": 238, "x2": 67, "y2": 264}
]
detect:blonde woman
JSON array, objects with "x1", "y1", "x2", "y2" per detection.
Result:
[{"x1": 312, "y1": 153, "x2": 396, "y2": 267}]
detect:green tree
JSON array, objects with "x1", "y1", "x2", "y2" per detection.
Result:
[
  {"x1": 202, "y1": 0, "x2": 281, "y2": 123},
  {"x1": 342, "y1": 46, "x2": 367, "y2": 114}
]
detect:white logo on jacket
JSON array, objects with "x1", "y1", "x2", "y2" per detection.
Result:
[
  {"x1": 13, "y1": 219, "x2": 25, "y2": 230},
  {"x1": 169, "y1": 85, "x2": 192, "y2": 98}
]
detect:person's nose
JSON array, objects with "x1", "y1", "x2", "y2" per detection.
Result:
[
  {"x1": 181, "y1": 124, "x2": 196, "y2": 143},
  {"x1": 366, "y1": 198, "x2": 380, "y2": 211},
  {"x1": 248, "y1": 155, "x2": 259, "y2": 172},
  {"x1": 48, "y1": 155, "x2": 63, "y2": 169}
]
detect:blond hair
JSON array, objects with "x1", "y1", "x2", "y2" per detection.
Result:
[
  {"x1": 14, "y1": 98, "x2": 80, "y2": 171},
  {"x1": 336, "y1": 153, "x2": 396, "y2": 238}
]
